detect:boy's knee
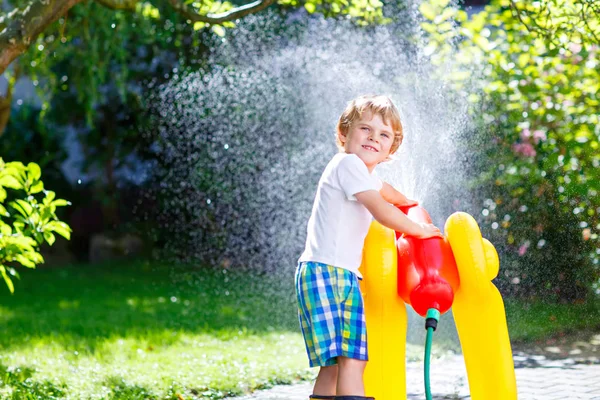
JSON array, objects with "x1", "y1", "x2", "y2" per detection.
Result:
[
  {"x1": 319, "y1": 364, "x2": 339, "y2": 377},
  {"x1": 337, "y1": 357, "x2": 367, "y2": 371}
]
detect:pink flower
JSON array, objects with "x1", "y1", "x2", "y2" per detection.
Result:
[
  {"x1": 512, "y1": 142, "x2": 537, "y2": 157},
  {"x1": 518, "y1": 242, "x2": 529, "y2": 256},
  {"x1": 520, "y1": 128, "x2": 531, "y2": 140},
  {"x1": 569, "y1": 43, "x2": 582, "y2": 54},
  {"x1": 532, "y1": 130, "x2": 547, "y2": 144},
  {"x1": 562, "y1": 100, "x2": 574, "y2": 108}
]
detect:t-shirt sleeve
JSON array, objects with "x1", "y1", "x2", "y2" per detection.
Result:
[{"x1": 337, "y1": 154, "x2": 383, "y2": 201}]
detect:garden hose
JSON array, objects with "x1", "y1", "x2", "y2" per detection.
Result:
[{"x1": 424, "y1": 308, "x2": 441, "y2": 400}]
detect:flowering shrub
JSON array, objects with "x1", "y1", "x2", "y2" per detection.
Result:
[{"x1": 420, "y1": 0, "x2": 600, "y2": 299}]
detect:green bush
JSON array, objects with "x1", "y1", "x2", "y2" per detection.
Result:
[
  {"x1": 419, "y1": 0, "x2": 600, "y2": 299},
  {"x1": 0, "y1": 159, "x2": 72, "y2": 292}
]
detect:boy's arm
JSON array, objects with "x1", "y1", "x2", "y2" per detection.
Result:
[
  {"x1": 380, "y1": 182, "x2": 418, "y2": 206},
  {"x1": 355, "y1": 190, "x2": 442, "y2": 238}
]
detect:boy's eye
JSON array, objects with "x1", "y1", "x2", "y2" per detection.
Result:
[
  {"x1": 381, "y1": 133, "x2": 390, "y2": 138},
  {"x1": 361, "y1": 127, "x2": 369, "y2": 131}
]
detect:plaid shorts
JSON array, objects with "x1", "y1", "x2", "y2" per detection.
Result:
[{"x1": 295, "y1": 261, "x2": 368, "y2": 367}]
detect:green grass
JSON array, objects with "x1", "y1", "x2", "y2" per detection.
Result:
[
  {"x1": 0, "y1": 261, "x2": 598, "y2": 399},
  {"x1": 0, "y1": 261, "x2": 312, "y2": 399},
  {"x1": 505, "y1": 297, "x2": 600, "y2": 343}
]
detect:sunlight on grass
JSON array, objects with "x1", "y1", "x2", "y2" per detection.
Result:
[
  {"x1": 0, "y1": 261, "x2": 313, "y2": 399},
  {"x1": 0, "y1": 331, "x2": 310, "y2": 399}
]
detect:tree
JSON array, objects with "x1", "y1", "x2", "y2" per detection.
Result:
[
  {"x1": 507, "y1": 0, "x2": 600, "y2": 46},
  {"x1": 0, "y1": 0, "x2": 387, "y2": 135}
]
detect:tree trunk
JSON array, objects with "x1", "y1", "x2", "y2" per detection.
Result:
[
  {"x1": 0, "y1": 64, "x2": 20, "y2": 136},
  {"x1": 0, "y1": 86, "x2": 12, "y2": 137},
  {"x1": 0, "y1": 0, "x2": 85, "y2": 75}
]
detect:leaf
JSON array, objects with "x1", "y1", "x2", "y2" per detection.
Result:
[
  {"x1": 0, "y1": 266, "x2": 14, "y2": 294},
  {"x1": 27, "y1": 162, "x2": 42, "y2": 181},
  {"x1": 435, "y1": 6, "x2": 456, "y2": 24},
  {"x1": 44, "y1": 231, "x2": 56, "y2": 246},
  {"x1": 47, "y1": 221, "x2": 72, "y2": 240},
  {"x1": 0, "y1": 174, "x2": 22, "y2": 190},
  {"x1": 211, "y1": 25, "x2": 226, "y2": 37},
  {"x1": 33, "y1": 231, "x2": 43, "y2": 244},
  {"x1": 13, "y1": 221, "x2": 24, "y2": 233},
  {"x1": 304, "y1": 2, "x2": 316, "y2": 13},
  {"x1": 0, "y1": 204, "x2": 9, "y2": 217},
  {"x1": 15, "y1": 253, "x2": 38, "y2": 269},
  {"x1": 30, "y1": 180, "x2": 44, "y2": 194},
  {"x1": 38, "y1": 206, "x2": 54, "y2": 225},
  {"x1": 0, "y1": 223, "x2": 11, "y2": 235},
  {"x1": 473, "y1": 35, "x2": 490, "y2": 51},
  {"x1": 419, "y1": 3, "x2": 437, "y2": 21},
  {"x1": 43, "y1": 191, "x2": 56, "y2": 206},
  {"x1": 11, "y1": 235, "x2": 37, "y2": 252},
  {"x1": 52, "y1": 199, "x2": 71, "y2": 207},
  {"x1": 11, "y1": 199, "x2": 33, "y2": 217}
]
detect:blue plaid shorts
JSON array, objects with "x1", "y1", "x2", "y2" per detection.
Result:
[{"x1": 295, "y1": 261, "x2": 368, "y2": 367}]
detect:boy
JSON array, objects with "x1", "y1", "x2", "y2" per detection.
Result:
[{"x1": 296, "y1": 95, "x2": 442, "y2": 400}]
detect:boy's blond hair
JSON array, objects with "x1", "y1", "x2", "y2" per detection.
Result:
[{"x1": 336, "y1": 95, "x2": 404, "y2": 155}]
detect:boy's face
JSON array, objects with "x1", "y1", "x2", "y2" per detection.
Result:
[{"x1": 338, "y1": 111, "x2": 394, "y2": 172}]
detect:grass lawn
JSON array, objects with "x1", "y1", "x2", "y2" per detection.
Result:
[
  {"x1": 505, "y1": 297, "x2": 600, "y2": 343},
  {"x1": 0, "y1": 260, "x2": 598, "y2": 399},
  {"x1": 0, "y1": 261, "x2": 311, "y2": 399}
]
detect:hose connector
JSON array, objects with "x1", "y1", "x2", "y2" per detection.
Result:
[{"x1": 425, "y1": 308, "x2": 441, "y2": 331}]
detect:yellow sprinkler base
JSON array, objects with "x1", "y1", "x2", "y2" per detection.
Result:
[{"x1": 359, "y1": 212, "x2": 518, "y2": 400}]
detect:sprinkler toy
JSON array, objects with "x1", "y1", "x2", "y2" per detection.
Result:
[{"x1": 359, "y1": 205, "x2": 517, "y2": 400}]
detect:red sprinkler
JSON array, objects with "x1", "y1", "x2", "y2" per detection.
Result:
[
  {"x1": 395, "y1": 204, "x2": 459, "y2": 316},
  {"x1": 394, "y1": 204, "x2": 460, "y2": 400}
]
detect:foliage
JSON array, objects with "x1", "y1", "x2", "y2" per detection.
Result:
[
  {"x1": 0, "y1": 104, "x2": 70, "y2": 190},
  {"x1": 12, "y1": 0, "x2": 387, "y2": 129},
  {"x1": 0, "y1": 159, "x2": 72, "y2": 292},
  {"x1": 4, "y1": 0, "x2": 392, "y2": 236},
  {"x1": 419, "y1": 0, "x2": 600, "y2": 299}
]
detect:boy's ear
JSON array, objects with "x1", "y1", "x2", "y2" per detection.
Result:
[{"x1": 337, "y1": 129, "x2": 347, "y2": 145}]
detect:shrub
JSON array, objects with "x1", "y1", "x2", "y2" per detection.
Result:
[{"x1": 0, "y1": 159, "x2": 72, "y2": 292}]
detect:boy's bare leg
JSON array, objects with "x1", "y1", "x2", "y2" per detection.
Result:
[
  {"x1": 336, "y1": 356, "x2": 366, "y2": 396},
  {"x1": 313, "y1": 365, "x2": 338, "y2": 396}
]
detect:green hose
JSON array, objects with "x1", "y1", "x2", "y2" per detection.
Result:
[
  {"x1": 424, "y1": 308, "x2": 440, "y2": 400},
  {"x1": 424, "y1": 326, "x2": 434, "y2": 400}
]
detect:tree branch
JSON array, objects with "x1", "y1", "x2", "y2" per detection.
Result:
[
  {"x1": 94, "y1": 0, "x2": 139, "y2": 10},
  {"x1": 0, "y1": 0, "x2": 84, "y2": 75},
  {"x1": 581, "y1": 3, "x2": 600, "y2": 44},
  {"x1": 166, "y1": 0, "x2": 277, "y2": 24},
  {"x1": 508, "y1": 0, "x2": 600, "y2": 46},
  {"x1": 0, "y1": 0, "x2": 277, "y2": 74}
]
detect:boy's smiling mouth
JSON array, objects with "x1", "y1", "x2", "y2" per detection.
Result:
[{"x1": 362, "y1": 145, "x2": 379, "y2": 152}]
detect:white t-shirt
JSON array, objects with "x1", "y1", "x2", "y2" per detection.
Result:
[{"x1": 299, "y1": 153, "x2": 383, "y2": 278}]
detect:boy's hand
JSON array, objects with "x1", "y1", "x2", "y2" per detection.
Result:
[{"x1": 415, "y1": 223, "x2": 443, "y2": 239}]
